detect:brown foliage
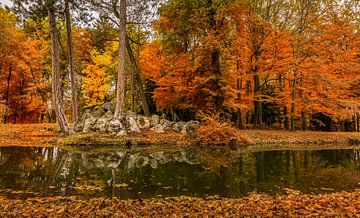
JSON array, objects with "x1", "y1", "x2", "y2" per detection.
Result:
[
  {"x1": 193, "y1": 116, "x2": 250, "y2": 147},
  {"x1": 0, "y1": 190, "x2": 360, "y2": 217}
]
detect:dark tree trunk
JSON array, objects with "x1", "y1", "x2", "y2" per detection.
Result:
[
  {"x1": 48, "y1": 0, "x2": 70, "y2": 135},
  {"x1": 291, "y1": 73, "x2": 297, "y2": 131},
  {"x1": 4, "y1": 66, "x2": 12, "y2": 124},
  {"x1": 114, "y1": 0, "x2": 127, "y2": 117},
  {"x1": 301, "y1": 111, "x2": 306, "y2": 131},
  {"x1": 236, "y1": 79, "x2": 243, "y2": 129},
  {"x1": 284, "y1": 106, "x2": 289, "y2": 130},
  {"x1": 65, "y1": 0, "x2": 78, "y2": 123},
  {"x1": 126, "y1": 38, "x2": 150, "y2": 117},
  {"x1": 253, "y1": 73, "x2": 263, "y2": 129}
]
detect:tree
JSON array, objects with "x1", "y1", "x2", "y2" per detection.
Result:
[
  {"x1": 65, "y1": 0, "x2": 78, "y2": 122},
  {"x1": 47, "y1": 0, "x2": 71, "y2": 134},
  {"x1": 114, "y1": 0, "x2": 127, "y2": 117}
]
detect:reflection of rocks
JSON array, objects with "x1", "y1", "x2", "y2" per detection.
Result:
[
  {"x1": 74, "y1": 102, "x2": 200, "y2": 135},
  {"x1": 78, "y1": 150, "x2": 200, "y2": 171}
]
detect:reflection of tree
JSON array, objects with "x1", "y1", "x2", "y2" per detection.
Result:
[
  {"x1": 255, "y1": 152, "x2": 265, "y2": 183},
  {"x1": 0, "y1": 147, "x2": 359, "y2": 199}
]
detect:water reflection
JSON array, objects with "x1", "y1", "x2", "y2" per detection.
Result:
[{"x1": 0, "y1": 147, "x2": 359, "y2": 199}]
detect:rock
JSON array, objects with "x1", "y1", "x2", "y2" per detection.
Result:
[
  {"x1": 150, "y1": 124, "x2": 165, "y2": 133},
  {"x1": 92, "y1": 108, "x2": 106, "y2": 118},
  {"x1": 93, "y1": 117, "x2": 109, "y2": 132},
  {"x1": 150, "y1": 115, "x2": 160, "y2": 127},
  {"x1": 137, "y1": 116, "x2": 150, "y2": 129},
  {"x1": 104, "y1": 110, "x2": 113, "y2": 118},
  {"x1": 108, "y1": 119, "x2": 123, "y2": 133},
  {"x1": 83, "y1": 117, "x2": 97, "y2": 133},
  {"x1": 161, "y1": 120, "x2": 174, "y2": 131},
  {"x1": 101, "y1": 102, "x2": 114, "y2": 112},
  {"x1": 172, "y1": 121, "x2": 186, "y2": 133},
  {"x1": 173, "y1": 151, "x2": 187, "y2": 162},
  {"x1": 128, "y1": 116, "x2": 141, "y2": 133},
  {"x1": 181, "y1": 120, "x2": 200, "y2": 136},
  {"x1": 73, "y1": 120, "x2": 84, "y2": 132},
  {"x1": 117, "y1": 130, "x2": 127, "y2": 137}
]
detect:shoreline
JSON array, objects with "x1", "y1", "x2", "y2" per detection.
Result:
[{"x1": 0, "y1": 124, "x2": 359, "y2": 149}]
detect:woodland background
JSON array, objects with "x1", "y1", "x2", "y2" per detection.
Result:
[{"x1": 0, "y1": 0, "x2": 359, "y2": 132}]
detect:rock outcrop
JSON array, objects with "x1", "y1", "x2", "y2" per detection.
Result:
[{"x1": 74, "y1": 103, "x2": 200, "y2": 136}]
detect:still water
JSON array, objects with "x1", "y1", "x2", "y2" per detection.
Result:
[{"x1": 0, "y1": 146, "x2": 359, "y2": 199}]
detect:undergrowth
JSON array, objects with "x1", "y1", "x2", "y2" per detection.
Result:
[{"x1": 193, "y1": 116, "x2": 250, "y2": 148}]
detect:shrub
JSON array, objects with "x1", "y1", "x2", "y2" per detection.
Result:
[{"x1": 193, "y1": 116, "x2": 249, "y2": 147}]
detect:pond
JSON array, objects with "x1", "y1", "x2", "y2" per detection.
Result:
[{"x1": 0, "y1": 146, "x2": 359, "y2": 199}]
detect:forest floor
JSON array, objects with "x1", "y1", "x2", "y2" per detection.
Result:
[
  {"x1": 0, "y1": 123, "x2": 55, "y2": 147},
  {"x1": 0, "y1": 190, "x2": 359, "y2": 217},
  {"x1": 0, "y1": 123, "x2": 359, "y2": 148}
]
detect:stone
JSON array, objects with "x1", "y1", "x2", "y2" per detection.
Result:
[
  {"x1": 73, "y1": 120, "x2": 84, "y2": 132},
  {"x1": 93, "y1": 117, "x2": 109, "y2": 132},
  {"x1": 137, "y1": 116, "x2": 150, "y2": 129},
  {"x1": 101, "y1": 102, "x2": 114, "y2": 112},
  {"x1": 128, "y1": 116, "x2": 141, "y2": 133},
  {"x1": 108, "y1": 119, "x2": 123, "y2": 133},
  {"x1": 117, "y1": 130, "x2": 127, "y2": 137},
  {"x1": 92, "y1": 108, "x2": 106, "y2": 118},
  {"x1": 172, "y1": 121, "x2": 186, "y2": 133},
  {"x1": 181, "y1": 120, "x2": 200, "y2": 135},
  {"x1": 150, "y1": 124, "x2": 165, "y2": 133},
  {"x1": 104, "y1": 110, "x2": 113, "y2": 118},
  {"x1": 150, "y1": 115, "x2": 160, "y2": 127},
  {"x1": 83, "y1": 117, "x2": 97, "y2": 133},
  {"x1": 160, "y1": 119, "x2": 174, "y2": 131}
]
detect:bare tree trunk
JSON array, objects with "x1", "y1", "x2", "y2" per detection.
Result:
[
  {"x1": 114, "y1": 0, "x2": 127, "y2": 117},
  {"x1": 4, "y1": 66, "x2": 12, "y2": 124},
  {"x1": 65, "y1": 0, "x2": 78, "y2": 123},
  {"x1": 48, "y1": 1, "x2": 70, "y2": 135},
  {"x1": 126, "y1": 38, "x2": 150, "y2": 117}
]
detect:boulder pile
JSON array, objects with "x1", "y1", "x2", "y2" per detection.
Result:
[{"x1": 74, "y1": 103, "x2": 200, "y2": 136}]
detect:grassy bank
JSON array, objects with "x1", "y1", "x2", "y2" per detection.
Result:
[
  {"x1": 57, "y1": 129, "x2": 360, "y2": 149},
  {"x1": 0, "y1": 190, "x2": 359, "y2": 217}
]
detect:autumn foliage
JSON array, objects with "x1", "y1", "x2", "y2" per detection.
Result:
[{"x1": 0, "y1": 0, "x2": 359, "y2": 132}]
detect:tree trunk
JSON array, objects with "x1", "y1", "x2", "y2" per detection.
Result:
[
  {"x1": 236, "y1": 79, "x2": 243, "y2": 129},
  {"x1": 114, "y1": 0, "x2": 127, "y2": 117},
  {"x1": 65, "y1": 0, "x2": 78, "y2": 123},
  {"x1": 253, "y1": 72, "x2": 263, "y2": 129},
  {"x1": 4, "y1": 66, "x2": 12, "y2": 124},
  {"x1": 48, "y1": 1, "x2": 70, "y2": 135},
  {"x1": 284, "y1": 106, "x2": 289, "y2": 130},
  {"x1": 125, "y1": 38, "x2": 150, "y2": 116}
]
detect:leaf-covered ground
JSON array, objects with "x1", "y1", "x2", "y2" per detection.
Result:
[
  {"x1": 0, "y1": 124, "x2": 55, "y2": 147},
  {"x1": 0, "y1": 190, "x2": 359, "y2": 217}
]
